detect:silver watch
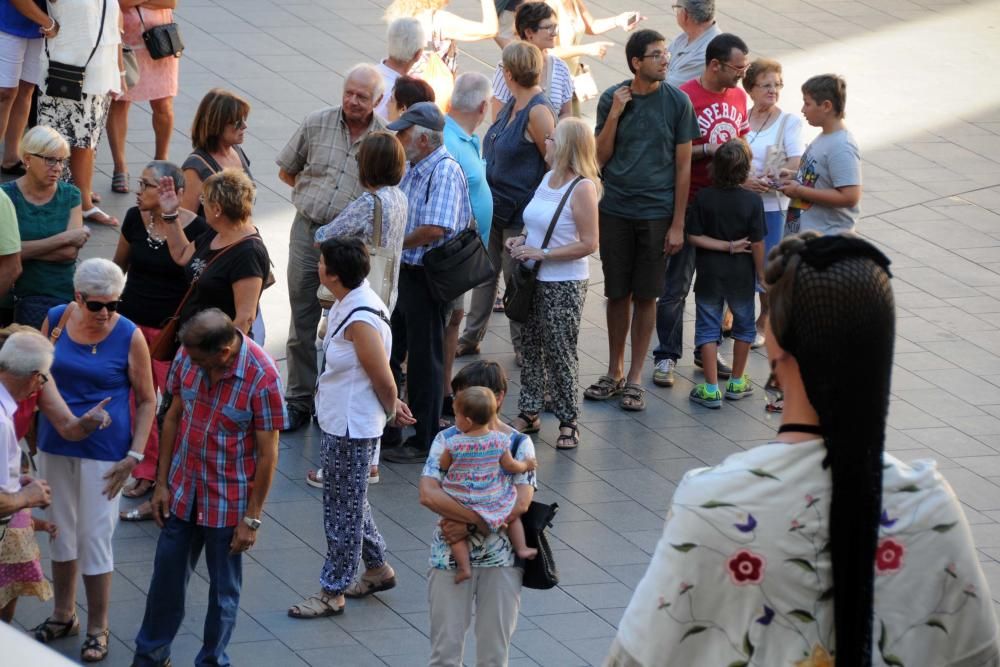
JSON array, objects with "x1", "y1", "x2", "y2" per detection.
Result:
[{"x1": 243, "y1": 516, "x2": 262, "y2": 531}]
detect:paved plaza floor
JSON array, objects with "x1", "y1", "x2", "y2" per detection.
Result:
[{"x1": 9, "y1": 0, "x2": 1000, "y2": 664}]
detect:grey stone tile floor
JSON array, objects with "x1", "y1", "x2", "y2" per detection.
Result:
[{"x1": 9, "y1": 0, "x2": 1000, "y2": 663}]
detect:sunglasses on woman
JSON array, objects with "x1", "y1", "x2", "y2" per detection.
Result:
[{"x1": 84, "y1": 299, "x2": 120, "y2": 312}]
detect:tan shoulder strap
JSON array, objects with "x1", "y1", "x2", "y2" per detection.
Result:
[
  {"x1": 49, "y1": 302, "x2": 76, "y2": 343},
  {"x1": 372, "y1": 192, "x2": 384, "y2": 248}
]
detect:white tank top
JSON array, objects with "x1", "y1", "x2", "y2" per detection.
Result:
[{"x1": 521, "y1": 171, "x2": 590, "y2": 282}]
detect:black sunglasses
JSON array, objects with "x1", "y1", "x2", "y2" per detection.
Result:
[{"x1": 84, "y1": 299, "x2": 120, "y2": 313}]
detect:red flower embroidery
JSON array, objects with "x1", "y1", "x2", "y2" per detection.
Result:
[
  {"x1": 727, "y1": 549, "x2": 766, "y2": 585},
  {"x1": 875, "y1": 538, "x2": 905, "y2": 574}
]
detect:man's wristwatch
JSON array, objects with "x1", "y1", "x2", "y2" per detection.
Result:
[
  {"x1": 243, "y1": 516, "x2": 262, "y2": 531},
  {"x1": 126, "y1": 451, "x2": 144, "y2": 463}
]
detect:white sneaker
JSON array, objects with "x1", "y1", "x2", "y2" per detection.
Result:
[
  {"x1": 653, "y1": 359, "x2": 676, "y2": 387},
  {"x1": 751, "y1": 333, "x2": 766, "y2": 349}
]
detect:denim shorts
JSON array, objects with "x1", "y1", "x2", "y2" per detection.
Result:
[{"x1": 695, "y1": 294, "x2": 757, "y2": 347}]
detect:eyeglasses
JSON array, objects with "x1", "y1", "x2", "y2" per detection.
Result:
[
  {"x1": 534, "y1": 22, "x2": 558, "y2": 33},
  {"x1": 231, "y1": 119, "x2": 247, "y2": 130},
  {"x1": 754, "y1": 83, "x2": 784, "y2": 91},
  {"x1": 720, "y1": 61, "x2": 750, "y2": 74},
  {"x1": 136, "y1": 179, "x2": 158, "y2": 192},
  {"x1": 638, "y1": 50, "x2": 669, "y2": 61},
  {"x1": 35, "y1": 371, "x2": 48, "y2": 386},
  {"x1": 83, "y1": 299, "x2": 120, "y2": 313},
  {"x1": 29, "y1": 153, "x2": 66, "y2": 169}
]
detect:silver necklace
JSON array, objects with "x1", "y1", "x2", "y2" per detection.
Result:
[
  {"x1": 145, "y1": 212, "x2": 167, "y2": 250},
  {"x1": 748, "y1": 108, "x2": 776, "y2": 144}
]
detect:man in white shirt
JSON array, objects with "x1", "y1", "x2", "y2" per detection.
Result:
[
  {"x1": 666, "y1": 0, "x2": 721, "y2": 87},
  {"x1": 376, "y1": 17, "x2": 427, "y2": 120}
]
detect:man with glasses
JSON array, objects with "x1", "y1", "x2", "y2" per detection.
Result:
[
  {"x1": 666, "y1": 0, "x2": 721, "y2": 87},
  {"x1": 276, "y1": 64, "x2": 386, "y2": 431},
  {"x1": 588, "y1": 29, "x2": 698, "y2": 412},
  {"x1": 651, "y1": 33, "x2": 750, "y2": 388}
]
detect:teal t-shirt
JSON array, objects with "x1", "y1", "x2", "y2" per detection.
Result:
[
  {"x1": 595, "y1": 80, "x2": 700, "y2": 220},
  {"x1": 1, "y1": 181, "x2": 81, "y2": 300}
]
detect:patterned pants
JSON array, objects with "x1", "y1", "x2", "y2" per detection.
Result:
[
  {"x1": 518, "y1": 280, "x2": 588, "y2": 424},
  {"x1": 319, "y1": 431, "x2": 386, "y2": 595}
]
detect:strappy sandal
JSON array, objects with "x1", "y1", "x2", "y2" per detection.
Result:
[
  {"x1": 344, "y1": 564, "x2": 397, "y2": 598},
  {"x1": 288, "y1": 591, "x2": 345, "y2": 618},
  {"x1": 556, "y1": 421, "x2": 579, "y2": 450},
  {"x1": 510, "y1": 412, "x2": 540, "y2": 434},
  {"x1": 620, "y1": 383, "x2": 646, "y2": 412},
  {"x1": 120, "y1": 502, "x2": 153, "y2": 521},
  {"x1": 123, "y1": 479, "x2": 153, "y2": 498},
  {"x1": 81, "y1": 629, "x2": 109, "y2": 662},
  {"x1": 32, "y1": 614, "x2": 79, "y2": 643},
  {"x1": 111, "y1": 172, "x2": 129, "y2": 193},
  {"x1": 583, "y1": 375, "x2": 625, "y2": 401}
]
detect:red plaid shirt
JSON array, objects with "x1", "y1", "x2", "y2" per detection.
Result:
[{"x1": 166, "y1": 334, "x2": 288, "y2": 528}]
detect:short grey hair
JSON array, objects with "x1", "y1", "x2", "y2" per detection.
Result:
[
  {"x1": 681, "y1": 0, "x2": 715, "y2": 24},
  {"x1": 74, "y1": 258, "x2": 125, "y2": 298},
  {"x1": 345, "y1": 63, "x2": 386, "y2": 107},
  {"x1": 412, "y1": 125, "x2": 443, "y2": 148},
  {"x1": 145, "y1": 160, "x2": 185, "y2": 191},
  {"x1": 450, "y1": 72, "x2": 492, "y2": 112},
  {"x1": 0, "y1": 331, "x2": 53, "y2": 377},
  {"x1": 387, "y1": 17, "x2": 426, "y2": 62}
]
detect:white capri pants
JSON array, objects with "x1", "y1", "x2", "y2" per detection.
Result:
[
  {"x1": 0, "y1": 31, "x2": 42, "y2": 88},
  {"x1": 38, "y1": 452, "x2": 120, "y2": 576}
]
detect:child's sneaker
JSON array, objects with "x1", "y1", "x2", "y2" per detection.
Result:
[
  {"x1": 689, "y1": 383, "x2": 722, "y2": 409},
  {"x1": 725, "y1": 374, "x2": 754, "y2": 400}
]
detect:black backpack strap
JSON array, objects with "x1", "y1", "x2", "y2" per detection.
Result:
[{"x1": 330, "y1": 306, "x2": 390, "y2": 338}]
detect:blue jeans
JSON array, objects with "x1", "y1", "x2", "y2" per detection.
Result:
[
  {"x1": 652, "y1": 243, "x2": 696, "y2": 363},
  {"x1": 764, "y1": 210, "x2": 785, "y2": 257},
  {"x1": 695, "y1": 294, "x2": 756, "y2": 348},
  {"x1": 133, "y1": 515, "x2": 242, "y2": 667}
]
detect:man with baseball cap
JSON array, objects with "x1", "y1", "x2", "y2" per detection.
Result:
[{"x1": 383, "y1": 102, "x2": 473, "y2": 463}]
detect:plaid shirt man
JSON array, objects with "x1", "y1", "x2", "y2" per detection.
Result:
[
  {"x1": 399, "y1": 146, "x2": 472, "y2": 266},
  {"x1": 166, "y1": 333, "x2": 288, "y2": 528}
]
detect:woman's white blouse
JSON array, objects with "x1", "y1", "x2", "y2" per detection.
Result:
[{"x1": 43, "y1": 0, "x2": 123, "y2": 96}]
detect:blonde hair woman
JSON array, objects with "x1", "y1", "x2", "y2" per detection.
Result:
[
  {"x1": 505, "y1": 117, "x2": 599, "y2": 449},
  {"x1": 0, "y1": 126, "x2": 89, "y2": 329}
]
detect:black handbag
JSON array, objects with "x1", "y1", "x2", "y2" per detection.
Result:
[
  {"x1": 421, "y1": 157, "x2": 495, "y2": 302},
  {"x1": 503, "y1": 176, "x2": 582, "y2": 323},
  {"x1": 510, "y1": 434, "x2": 559, "y2": 590},
  {"x1": 44, "y1": 0, "x2": 107, "y2": 102},
  {"x1": 137, "y1": 8, "x2": 184, "y2": 60}
]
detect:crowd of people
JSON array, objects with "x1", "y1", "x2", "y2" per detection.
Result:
[{"x1": 0, "y1": 0, "x2": 996, "y2": 666}]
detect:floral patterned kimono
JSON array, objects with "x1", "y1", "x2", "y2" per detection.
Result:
[{"x1": 606, "y1": 439, "x2": 1000, "y2": 667}]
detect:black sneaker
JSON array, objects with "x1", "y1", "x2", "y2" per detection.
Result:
[
  {"x1": 693, "y1": 349, "x2": 733, "y2": 379},
  {"x1": 382, "y1": 438, "x2": 429, "y2": 464},
  {"x1": 282, "y1": 405, "x2": 312, "y2": 432}
]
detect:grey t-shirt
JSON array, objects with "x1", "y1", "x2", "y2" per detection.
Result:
[
  {"x1": 666, "y1": 23, "x2": 722, "y2": 88},
  {"x1": 595, "y1": 80, "x2": 699, "y2": 220},
  {"x1": 786, "y1": 129, "x2": 862, "y2": 235}
]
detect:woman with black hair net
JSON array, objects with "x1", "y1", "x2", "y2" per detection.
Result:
[{"x1": 605, "y1": 232, "x2": 1000, "y2": 666}]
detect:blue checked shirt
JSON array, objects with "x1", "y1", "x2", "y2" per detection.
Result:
[{"x1": 399, "y1": 145, "x2": 472, "y2": 266}]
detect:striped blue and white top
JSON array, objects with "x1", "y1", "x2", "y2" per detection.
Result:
[{"x1": 492, "y1": 54, "x2": 574, "y2": 116}]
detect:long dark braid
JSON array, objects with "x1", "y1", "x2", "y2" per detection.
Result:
[{"x1": 765, "y1": 232, "x2": 895, "y2": 666}]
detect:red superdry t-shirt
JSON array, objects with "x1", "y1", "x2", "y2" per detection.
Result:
[{"x1": 680, "y1": 79, "x2": 750, "y2": 196}]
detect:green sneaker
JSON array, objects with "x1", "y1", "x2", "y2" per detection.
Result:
[
  {"x1": 725, "y1": 374, "x2": 754, "y2": 400},
  {"x1": 689, "y1": 383, "x2": 722, "y2": 409}
]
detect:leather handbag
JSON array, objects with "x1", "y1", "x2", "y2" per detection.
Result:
[
  {"x1": 572, "y1": 63, "x2": 599, "y2": 102},
  {"x1": 149, "y1": 235, "x2": 262, "y2": 362},
  {"x1": 122, "y1": 47, "x2": 140, "y2": 88},
  {"x1": 44, "y1": 0, "x2": 107, "y2": 101},
  {"x1": 423, "y1": 223, "x2": 494, "y2": 302},
  {"x1": 317, "y1": 193, "x2": 397, "y2": 309},
  {"x1": 503, "y1": 176, "x2": 582, "y2": 323},
  {"x1": 137, "y1": 8, "x2": 184, "y2": 60},
  {"x1": 510, "y1": 434, "x2": 559, "y2": 590}
]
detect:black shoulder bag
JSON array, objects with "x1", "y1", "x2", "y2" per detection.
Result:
[
  {"x1": 137, "y1": 7, "x2": 184, "y2": 60},
  {"x1": 503, "y1": 176, "x2": 582, "y2": 323},
  {"x1": 44, "y1": 0, "x2": 107, "y2": 102},
  {"x1": 421, "y1": 157, "x2": 496, "y2": 302},
  {"x1": 509, "y1": 433, "x2": 559, "y2": 589}
]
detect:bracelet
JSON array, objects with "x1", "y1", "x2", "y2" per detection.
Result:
[
  {"x1": 160, "y1": 211, "x2": 180, "y2": 221},
  {"x1": 120, "y1": 70, "x2": 127, "y2": 76},
  {"x1": 126, "y1": 450, "x2": 144, "y2": 463},
  {"x1": 44, "y1": 18, "x2": 56, "y2": 32}
]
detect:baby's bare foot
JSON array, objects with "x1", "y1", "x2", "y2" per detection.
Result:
[
  {"x1": 517, "y1": 547, "x2": 538, "y2": 560},
  {"x1": 455, "y1": 567, "x2": 472, "y2": 584}
]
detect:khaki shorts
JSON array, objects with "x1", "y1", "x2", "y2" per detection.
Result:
[{"x1": 598, "y1": 212, "x2": 670, "y2": 300}]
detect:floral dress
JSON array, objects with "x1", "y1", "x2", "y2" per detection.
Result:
[{"x1": 607, "y1": 439, "x2": 1000, "y2": 667}]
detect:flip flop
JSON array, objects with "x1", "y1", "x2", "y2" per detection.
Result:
[{"x1": 83, "y1": 206, "x2": 119, "y2": 227}]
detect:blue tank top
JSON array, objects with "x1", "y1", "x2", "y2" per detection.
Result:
[
  {"x1": 37, "y1": 304, "x2": 136, "y2": 462},
  {"x1": 0, "y1": 0, "x2": 46, "y2": 39},
  {"x1": 484, "y1": 92, "x2": 551, "y2": 229}
]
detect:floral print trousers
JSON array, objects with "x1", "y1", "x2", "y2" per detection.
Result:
[
  {"x1": 518, "y1": 279, "x2": 588, "y2": 424},
  {"x1": 319, "y1": 431, "x2": 386, "y2": 595}
]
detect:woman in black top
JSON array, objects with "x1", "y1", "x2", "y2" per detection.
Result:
[
  {"x1": 112, "y1": 160, "x2": 207, "y2": 515},
  {"x1": 179, "y1": 89, "x2": 253, "y2": 218}
]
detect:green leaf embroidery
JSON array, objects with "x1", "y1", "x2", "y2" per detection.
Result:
[
  {"x1": 926, "y1": 619, "x2": 948, "y2": 633},
  {"x1": 742, "y1": 631, "x2": 754, "y2": 658},
  {"x1": 898, "y1": 484, "x2": 920, "y2": 493},
  {"x1": 788, "y1": 609, "x2": 816, "y2": 623},
  {"x1": 883, "y1": 654, "x2": 905, "y2": 666},
  {"x1": 700, "y1": 500, "x2": 735, "y2": 509},
  {"x1": 748, "y1": 468, "x2": 779, "y2": 480},
  {"x1": 671, "y1": 543, "x2": 698, "y2": 552},
  {"x1": 786, "y1": 558, "x2": 817, "y2": 574},
  {"x1": 727, "y1": 662, "x2": 749, "y2": 667},
  {"x1": 680, "y1": 625, "x2": 708, "y2": 642},
  {"x1": 932, "y1": 522, "x2": 957, "y2": 533}
]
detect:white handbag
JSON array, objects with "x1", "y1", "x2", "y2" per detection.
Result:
[{"x1": 317, "y1": 193, "x2": 397, "y2": 308}]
